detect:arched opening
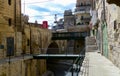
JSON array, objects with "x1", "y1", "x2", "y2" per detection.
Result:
[
  {"x1": 46, "y1": 42, "x2": 60, "y2": 76},
  {"x1": 47, "y1": 42, "x2": 59, "y2": 54},
  {"x1": 74, "y1": 38, "x2": 85, "y2": 54}
]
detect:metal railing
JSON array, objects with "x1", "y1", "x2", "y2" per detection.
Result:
[
  {"x1": 52, "y1": 32, "x2": 88, "y2": 40},
  {"x1": 33, "y1": 47, "x2": 85, "y2": 58},
  {"x1": 65, "y1": 47, "x2": 86, "y2": 76}
]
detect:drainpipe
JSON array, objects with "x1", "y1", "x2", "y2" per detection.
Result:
[
  {"x1": 14, "y1": 0, "x2": 17, "y2": 56},
  {"x1": 103, "y1": 0, "x2": 106, "y2": 21},
  {"x1": 20, "y1": 0, "x2": 22, "y2": 32},
  {"x1": 14, "y1": 0, "x2": 16, "y2": 27},
  {"x1": 101, "y1": 0, "x2": 106, "y2": 55},
  {"x1": 29, "y1": 24, "x2": 32, "y2": 54}
]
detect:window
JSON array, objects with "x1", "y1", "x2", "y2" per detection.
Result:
[
  {"x1": 81, "y1": 3, "x2": 83, "y2": 6},
  {"x1": 27, "y1": 39, "x2": 30, "y2": 46},
  {"x1": 8, "y1": 18, "x2": 12, "y2": 26},
  {"x1": 8, "y1": 0, "x2": 11, "y2": 5},
  {"x1": 114, "y1": 20, "x2": 117, "y2": 30},
  {"x1": 81, "y1": 16, "x2": 84, "y2": 20}
]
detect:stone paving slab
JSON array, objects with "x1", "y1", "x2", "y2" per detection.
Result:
[{"x1": 79, "y1": 52, "x2": 120, "y2": 76}]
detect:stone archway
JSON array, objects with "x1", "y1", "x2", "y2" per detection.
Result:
[
  {"x1": 74, "y1": 38, "x2": 85, "y2": 54},
  {"x1": 46, "y1": 42, "x2": 59, "y2": 76},
  {"x1": 47, "y1": 42, "x2": 59, "y2": 54}
]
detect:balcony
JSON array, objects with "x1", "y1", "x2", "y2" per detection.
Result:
[
  {"x1": 81, "y1": 17, "x2": 91, "y2": 21},
  {"x1": 75, "y1": 6, "x2": 90, "y2": 14},
  {"x1": 52, "y1": 32, "x2": 88, "y2": 40},
  {"x1": 75, "y1": 10, "x2": 90, "y2": 14},
  {"x1": 76, "y1": 3, "x2": 91, "y2": 7}
]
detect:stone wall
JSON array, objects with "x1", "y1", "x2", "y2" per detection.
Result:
[
  {"x1": 96, "y1": 2, "x2": 120, "y2": 69},
  {"x1": 107, "y1": 5, "x2": 120, "y2": 69},
  {"x1": 0, "y1": 60, "x2": 23, "y2": 76},
  {"x1": 0, "y1": 1, "x2": 69, "y2": 76},
  {"x1": 0, "y1": 59, "x2": 47, "y2": 76},
  {"x1": 0, "y1": 24, "x2": 53, "y2": 76},
  {"x1": 108, "y1": 29, "x2": 120, "y2": 69}
]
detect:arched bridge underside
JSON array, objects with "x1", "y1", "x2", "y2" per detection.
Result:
[
  {"x1": 52, "y1": 32, "x2": 88, "y2": 40},
  {"x1": 33, "y1": 31, "x2": 87, "y2": 76},
  {"x1": 33, "y1": 31, "x2": 87, "y2": 59},
  {"x1": 47, "y1": 42, "x2": 59, "y2": 54}
]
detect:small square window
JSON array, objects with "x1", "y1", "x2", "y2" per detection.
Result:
[
  {"x1": 8, "y1": 0, "x2": 11, "y2": 5},
  {"x1": 8, "y1": 18, "x2": 12, "y2": 26},
  {"x1": 27, "y1": 39, "x2": 30, "y2": 46},
  {"x1": 114, "y1": 20, "x2": 117, "y2": 30}
]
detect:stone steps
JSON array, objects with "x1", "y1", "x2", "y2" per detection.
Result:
[
  {"x1": 86, "y1": 37, "x2": 96, "y2": 45},
  {"x1": 85, "y1": 36, "x2": 98, "y2": 52},
  {"x1": 86, "y1": 45, "x2": 98, "y2": 52}
]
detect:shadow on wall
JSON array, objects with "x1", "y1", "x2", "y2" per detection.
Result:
[{"x1": 47, "y1": 42, "x2": 59, "y2": 54}]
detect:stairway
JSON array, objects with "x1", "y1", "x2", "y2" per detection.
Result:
[{"x1": 85, "y1": 36, "x2": 98, "y2": 52}]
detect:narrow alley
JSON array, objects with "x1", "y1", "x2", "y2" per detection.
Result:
[{"x1": 0, "y1": 0, "x2": 120, "y2": 76}]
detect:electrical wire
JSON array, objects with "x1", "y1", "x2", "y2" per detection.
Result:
[
  {"x1": 22, "y1": 0, "x2": 54, "y2": 4},
  {"x1": 29, "y1": 13, "x2": 64, "y2": 18}
]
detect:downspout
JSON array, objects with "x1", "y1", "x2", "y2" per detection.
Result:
[
  {"x1": 20, "y1": 0, "x2": 22, "y2": 31},
  {"x1": 14, "y1": 0, "x2": 16, "y2": 27},
  {"x1": 29, "y1": 23, "x2": 32, "y2": 54},
  {"x1": 19, "y1": 1, "x2": 23, "y2": 76},
  {"x1": 14, "y1": 0, "x2": 17, "y2": 56},
  {"x1": 103, "y1": 0, "x2": 106, "y2": 21},
  {"x1": 101, "y1": 0, "x2": 105, "y2": 55},
  {"x1": 102, "y1": 0, "x2": 108, "y2": 56}
]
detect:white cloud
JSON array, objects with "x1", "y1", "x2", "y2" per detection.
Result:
[
  {"x1": 22, "y1": 0, "x2": 76, "y2": 24},
  {"x1": 53, "y1": 0, "x2": 76, "y2": 6}
]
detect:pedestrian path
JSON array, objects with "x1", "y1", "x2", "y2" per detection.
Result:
[{"x1": 79, "y1": 51, "x2": 120, "y2": 76}]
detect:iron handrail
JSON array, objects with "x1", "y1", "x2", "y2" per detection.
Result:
[{"x1": 65, "y1": 47, "x2": 85, "y2": 75}]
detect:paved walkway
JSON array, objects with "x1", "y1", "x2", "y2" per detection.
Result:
[{"x1": 79, "y1": 51, "x2": 120, "y2": 76}]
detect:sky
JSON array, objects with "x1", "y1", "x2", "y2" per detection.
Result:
[{"x1": 21, "y1": 0, "x2": 76, "y2": 25}]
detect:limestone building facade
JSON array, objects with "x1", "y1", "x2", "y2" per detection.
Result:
[
  {"x1": 0, "y1": 0, "x2": 67, "y2": 76},
  {"x1": 75, "y1": 0, "x2": 92, "y2": 26},
  {"x1": 91, "y1": 0, "x2": 120, "y2": 69}
]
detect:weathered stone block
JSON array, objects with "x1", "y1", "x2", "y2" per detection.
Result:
[{"x1": 16, "y1": 32, "x2": 22, "y2": 56}]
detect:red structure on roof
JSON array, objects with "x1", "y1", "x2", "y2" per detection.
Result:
[{"x1": 41, "y1": 21, "x2": 48, "y2": 29}]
